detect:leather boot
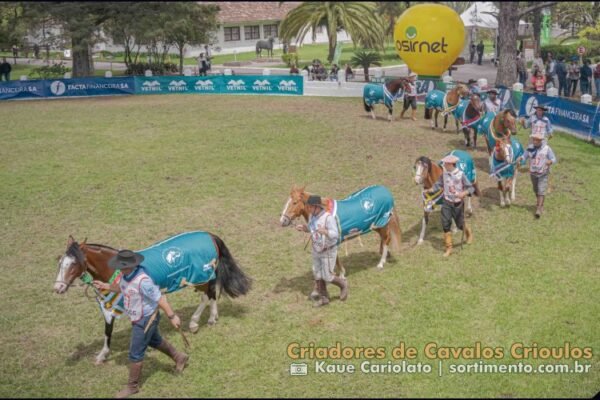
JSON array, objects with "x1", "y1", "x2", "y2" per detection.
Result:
[
  {"x1": 464, "y1": 224, "x2": 473, "y2": 244},
  {"x1": 400, "y1": 108, "x2": 407, "y2": 119},
  {"x1": 115, "y1": 362, "x2": 143, "y2": 398},
  {"x1": 313, "y1": 280, "x2": 330, "y2": 307},
  {"x1": 330, "y1": 276, "x2": 348, "y2": 301},
  {"x1": 443, "y1": 232, "x2": 453, "y2": 257},
  {"x1": 410, "y1": 108, "x2": 417, "y2": 121},
  {"x1": 156, "y1": 339, "x2": 189, "y2": 373}
]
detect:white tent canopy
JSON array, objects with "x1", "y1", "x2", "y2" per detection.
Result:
[{"x1": 461, "y1": 2, "x2": 528, "y2": 29}]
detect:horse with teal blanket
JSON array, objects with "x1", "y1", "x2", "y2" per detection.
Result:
[
  {"x1": 424, "y1": 83, "x2": 470, "y2": 131},
  {"x1": 54, "y1": 231, "x2": 252, "y2": 365},
  {"x1": 451, "y1": 93, "x2": 484, "y2": 148},
  {"x1": 363, "y1": 78, "x2": 411, "y2": 121},
  {"x1": 413, "y1": 150, "x2": 480, "y2": 245},
  {"x1": 280, "y1": 185, "x2": 401, "y2": 277}
]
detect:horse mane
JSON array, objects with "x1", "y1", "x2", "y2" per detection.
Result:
[
  {"x1": 66, "y1": 241, "x2": 86, "y2": 265},
  {"x1": 83, "y1": 243, "x2": 119, "y2": 255},
  {"x1": 416, "y1": 156, "x2": 432, "y2": 171}
]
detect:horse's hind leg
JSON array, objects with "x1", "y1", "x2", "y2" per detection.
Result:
[
  {"x1": 207, "y1": 281, "x2": 219, "y2": 325},
  {"x1": 335, "y1": 256, "x2": 346, "y2": 279},
  {"x1": 443, "y1": 113, "x2": 448, "y2": 132},
  {"x1": 388, "y1": 106, "x2": 393, "y2": 122},
  {"x1": 375, "y1": 228, "x2": 390, "y2": 269},
  {"x1": 190, "y1": 291, "x2": 209, "y2": 333},
  {"x1": 95, "y1": 317, "x2": 114, "y2": 365},
  {"x1": 511, "y1": 170, "x2": 518, "y2": 201}
]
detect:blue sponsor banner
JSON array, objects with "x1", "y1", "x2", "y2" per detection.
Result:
[
  {"x1": 0, "y1": 79, "x2": 47, "y2": 100},
  {"x1": 519, "y1": 92, "x2": 599, "y2": 139},
  {"x1": 45, "y1": 77, "x2": 135, "y2": 98},
  {"x1": 135, "y1": 75, "x2": 303, "y2": 95}
]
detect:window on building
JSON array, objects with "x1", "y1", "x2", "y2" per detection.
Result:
[
  {"x1": 224, "y1": 26, "x2": 240, "y2": 42},
  {"x1": 244, "y1": 25, "x2": 260, "y2": 40},
  {"x1": 263, "y1": 24, "x2": 278, "y2": 38}
]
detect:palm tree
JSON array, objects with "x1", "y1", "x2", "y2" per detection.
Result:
[
  {"x1": 376, "y1": 2, "x2": 407, "y2": 44},
  {"x1": 350, "y1": 49, "x2": 382, "y2": 82},
  {"x1": 280, "y1": 2, "x2": 383, "y2": 63}
]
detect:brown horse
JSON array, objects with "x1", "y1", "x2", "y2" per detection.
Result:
[
  {"x1": 483, "y1": 109, "x2": 518, "y2": 155},
  {"x1": 363, "y1": 78, "x2": 412, "y2": 122},
  {"x1": 424, "y1": 83, "x2": 470, "y2": 131},
  {"x1": 457, "y1": 93, "x2": 484, "y2": 148},
  {"x1": 413, "y1": 154, "x2": 480, "y2": 244},
  {"x1": 279, "y1": 186, "x2": 401, "y2": 276},
  {"x1": 54, "y1": 234, "x2": 251, "y2": 365}
]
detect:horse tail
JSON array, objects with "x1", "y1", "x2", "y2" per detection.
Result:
[
  {"x1": 388, "y1": 208, "x2": 402, "y2": 253},
  {"x1": 212, "y1": 234, "x2": 252, "y2": 298},
  {"x1": 363, "y1": 97, "x2": 372, "y2": 113},
  {"x1": 472, "y1": 181, "x2": 481, "y2": 197},
  {"x1": 424, "y1": 106, "x2": 431, "y2": 120}
]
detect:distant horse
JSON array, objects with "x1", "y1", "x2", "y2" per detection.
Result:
[
  {"x1": 424, "y1": 83, "x2": 470, "y2": 131},
  {"x1": 480, "y1": 110, "x2": 524, "y2": 207},
  {"x1": 363, "y1": 78, "x2": 412, "y2": 122},
  {"x1": 280, "y1": 185, "x2": 401, "y2": 276},
  {"x1": 54, "y1": 232, "x2": 251, "y2": 365},
  {"x1": 256, "y1": 37, "x2": 275, "y2": 58},
  {"x1": 451, "y1": 93, "x2": 484, "y2": 148},
  {"x1": 413, "y1": 150, "x2": 480, "y2": 245}
]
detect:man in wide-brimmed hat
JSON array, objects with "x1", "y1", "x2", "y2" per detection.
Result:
[
  {"x1": 295, "y1": 195, "x2": 348, "y2": 307},
  {"x1": 425, "y1": 154, "x2": 475, "y2": 257},
  {"x1": 400, "y1": 72, "x2": 418, "y2": 121},
  {"x1": 517, "y1": 132, "x2": 557, "y2": 218},
  {"x1": 93, "y1": 250, "x2": 189, "y2": 398},
  {"x1": 483, "y1": 88, "x2": 501, "y2": 113},
  {"x1": 520, "y1": 104, "x2": 553, "y2": 147}
]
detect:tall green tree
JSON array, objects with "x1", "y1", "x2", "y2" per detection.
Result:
[
  {"x1": 350, "y1": 49, "x2": 381, "y2": 82},
  {"x1": 553, "y1": 2, "x2": 595, "y2": 37},
  {"x1": 376, "y1": 2, "x2": 407, "y2": 44},
  {"x1": 0, "y1": 2, "x2": 28, "y2": 56},
  {"x1": 280, "y1": 2, "x2": 383, "y2": 63}
]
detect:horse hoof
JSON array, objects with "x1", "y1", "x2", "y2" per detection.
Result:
[
  {"x1": 376, "y1": 264, "x2": 384, "y2": 269},
  {"x1": 94, "y1": 358, "x2": 106, "y2": 366},
  {"x1": 207, "y1": 319, "x2": 217, "y2": 326},
  {"x1": 417, "y1": 239, "x2": 424, "y2": 245},
  {"x1": 189, "y1": 324, "x2": 199, "y2": 334}
]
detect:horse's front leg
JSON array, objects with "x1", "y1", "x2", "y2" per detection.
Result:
[
  {"x1": 505, "y1": 179, "x2": 512, "y2": 206},
  {"x1": 95, "y1": 317, "x2": 114, "y2": 365},
  {"x1": 432, "y1": 110, "x2": 438, "y2": 129},
  {"x1": 376, "y1": 228, "x2": 389, "y2": 269},
  {"x1": 371, "y1": 106, "x2": 376, "y2": 120},
  {"x1": 473, "y1": 130, "x2": 478, "y2": 149},
  {"x1": 443, "y1": 113, "x2": 448, "y2": 132},
  {"x1": 189, "y1": 291, "x2": 209, "y2": 333},
  {"x1": 388, "y1": 106, "x2": 393, "y2": 122},
  {"x1": 511, "y1": 170, "x2": 518, "y2": 201},
  {"x1": 498, "y1": 182, "x2": 506, "y2": 207},
  {"x1": 417, "y1": 212, "x2": 429, "y2": 245},
  {"x1": 466, "y1": 195, "x2": 473, "y2": 216}
]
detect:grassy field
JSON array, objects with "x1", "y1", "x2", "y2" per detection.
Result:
[{"x1": 0, "y1": 94, "x2": 598, "y2": 398}]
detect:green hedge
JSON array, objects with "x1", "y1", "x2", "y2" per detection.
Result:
[{"x1": 541, "y1": 42, "x2": 600, "y2": 62}]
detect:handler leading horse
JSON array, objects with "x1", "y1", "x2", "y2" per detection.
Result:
[
  {"x1": 54, "y1": 231, "x2": 251, "y2": 364},
  {"x1": 413, "y1": 150, "x2": 480, "y2": 245},
  {"x1": 280, "y1": 185, "x2": 401, "y2": 276},
  {"x1": 363, "y1": 78, "x2": 411, "y2": 121}
]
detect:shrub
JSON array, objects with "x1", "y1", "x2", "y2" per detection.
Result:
[
  {"x1": 125, "y1": 62, "x2": 178, "y2": 76},
  {"x1": 31, "y1": 62, "x2": 71, "y2": 79},
  {"x1": 282, "y1": 53, "x2": 299, "y2": 67},
  {"x1": 541, "y1": 41, "x2": 600, "y2": 62}
]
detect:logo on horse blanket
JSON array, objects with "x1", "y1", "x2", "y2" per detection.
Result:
[{"x1": 325, "y1": 185, "x2": 394, "y2": 243}]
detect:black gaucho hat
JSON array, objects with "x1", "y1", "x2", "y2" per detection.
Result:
[
  {"x1": 305, "y1": 195, "x2": 323, "y2": 207},
  {"x1": 108, "y1": 249, "x2": 144, "y2": 270}
]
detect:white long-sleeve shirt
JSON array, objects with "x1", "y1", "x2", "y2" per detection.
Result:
[{"x1": 308, "y1": 210, "x2": 339, "y2": 253}]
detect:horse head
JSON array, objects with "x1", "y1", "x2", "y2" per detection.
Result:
[
  {"x1": 455, "y1": 83, "x2": 470, "y2": 98},
  {"x1": 500, "y1": 109, "x2": 517, "y2": 135},
  {"x1": 280, "y1": 186, "x2": 309, "y2": 227},
  {"x1": 54, "y1": 236, "x2": 88, "y2": 294},
  {"x1": 469, "y1": 92, "x2": 482, "y2": 111},
  {"x1": 414, "y1": 156, "x2": 432, "y2": 185},
  {"x1": 386, "y1": 78, "x2": 410, "y2": 96}
]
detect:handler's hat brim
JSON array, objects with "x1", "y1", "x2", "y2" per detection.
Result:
[
  {"x1": 441, "y1": 155, "x2": 459, "y2": 164},
  {"x1": 108, "y1": 249, "x2": 144, "y2": 270}
]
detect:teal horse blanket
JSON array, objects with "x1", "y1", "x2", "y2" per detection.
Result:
[
  {"x1": 478, "y1": 111, "x2": 496, "y2": 137},
  {"x1": 489, "y1": 137, "x2": 525, "y2": 179},
  {"x1": 363, "y1": 83, "x2": 397, "y2": 109},
  {"x1": 325, "y1": 185, "x2": 394, "y2": 243},
  {"x1": 137, "y1": 231, "x2": 218, "y2": 294},
  {"x1": 453, "y1": 98, "x2": 482, "y2": 128},
  {"x1": 425, "y1": 89, "x2": 446, "y2": 110}
]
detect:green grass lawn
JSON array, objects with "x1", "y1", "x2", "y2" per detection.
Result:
[
  {"x1": 5, "y1": 63, "x2": 126, "y2": 80},
  {"x1": 0, "y1": 95, "x2": 598, "y2": 398}
]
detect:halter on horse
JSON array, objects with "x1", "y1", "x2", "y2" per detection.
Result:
[
  {"x1": 424, "y1": 83, "x2": 470, "y2": 131},
  {"x1": 485, "y1": 110, "x2": 524, "y2": 207},
  {"x1": 256, "y1": 37, "x2": 275, "y2": 58},
  {"x1": 413, "y1": 151, "x2": 480, "y2": 245},
  {"x1": 280, "y1": 185, "x2": 402, "y2": 276},
  {"x1": 54, "y1": 233, "x2": 251, "y2": 365},
  {"x1": 363, "y1": 78, "x2": 412, "y2": 121}
]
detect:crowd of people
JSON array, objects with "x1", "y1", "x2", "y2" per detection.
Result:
[
  {"x1": 517, "y1": 51, "x2": 599, "y2": 101},
  {"x1": 293, "y1": 60, "x2": 343, "y2": 81}
]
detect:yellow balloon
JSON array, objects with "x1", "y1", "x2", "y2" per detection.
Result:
[{"x1": 394, "y1": 4, "x2": 465, "y2": 78}]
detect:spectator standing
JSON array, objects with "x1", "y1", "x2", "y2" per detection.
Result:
[
  {"x1": 516, "y1": 52, "x2": 527, "y2": 86},
  {"x1": 0, "y1": 57, "x2": 11, "y2": 81},
  {"x1": 197, "y1": 53, "x2": 208, "y2": 76},
  {"x1": 469, "y1": 42, "x2": 476, "y2": 64},
  {"x1": 555, "y1": 56, "x2": 568, "y2": 97},
  {"x1": 344, "y1": 63, "x2": 354, "y2": 82},
  {"x1": 567, "y1": 57, "x2": 580, "y2": 97},
  {"x1": 531, "y1": 69, "x2": 546, "y2": 94},
  {"x1": 533, "y1": 53, "x2": 545, "y2": 75},
  {"x1": 579, "y1": 59, "x2": 592, "y2": 95},
  {"x1": 33, "y1": 44, "x2": 40, "y2": 59},
  {"x1": 593, "y1": 62, "x2": 600, "y2": 101},
  {"x1": 545, "y1": 53, "x2": 556, "y2": 89},
  {"x1": 476, "y1": 40, "x2": 484, "y2": 65}
]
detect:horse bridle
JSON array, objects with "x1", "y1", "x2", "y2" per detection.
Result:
[{"x1": 56, "y1": 246, "x2": 92, "y2": 289}]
